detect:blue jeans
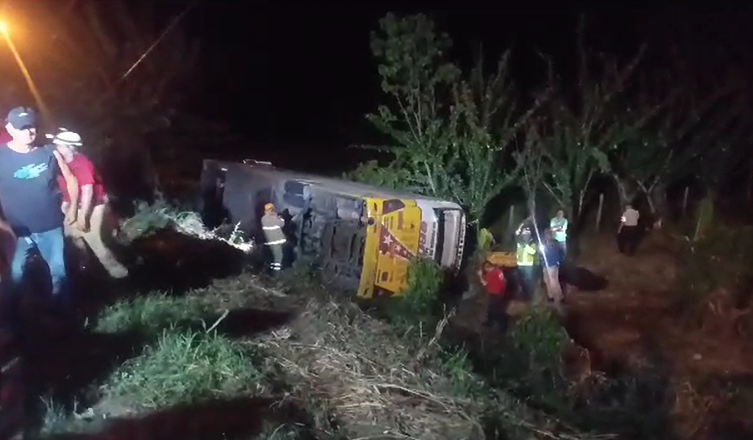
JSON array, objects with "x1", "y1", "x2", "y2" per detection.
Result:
[
  {"x1": 557, "y1": 240, "x2": 567, "y2": 258},
  {"x1": 517, "y1": 265, "x2": 536, "y2": 301},
  {"x1": 1, "y1": 227, "x2": 69, "y2": 331}
]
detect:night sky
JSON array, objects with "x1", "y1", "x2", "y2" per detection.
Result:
[
  {"x1": 179, "y1": 2, "x2": 753, "y2": 171},
  {"x1": 8, "y1": 1, "x2": 753, "y2": 173}
]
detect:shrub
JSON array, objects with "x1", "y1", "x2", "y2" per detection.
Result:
[
  {"x1": 384, "y1": 258, "x2": 446, "y2": 331},
  {"x1": 477, "y1": 227, "x2": 496, "y2": 253},
  {"x1": 498, "y1": 306, "x2": 571, "y2": 409},
  {"x1": 675, "y1": 225, "x2": 753, "y2": 315}
]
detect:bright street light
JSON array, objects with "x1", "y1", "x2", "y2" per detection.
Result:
[{"x1": 0, "y1": 18, "x2": 50, "y2": 119}]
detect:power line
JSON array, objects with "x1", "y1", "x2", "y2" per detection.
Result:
[{"x1": 119, "y1": 0, "x2": 201, "y2": 83}]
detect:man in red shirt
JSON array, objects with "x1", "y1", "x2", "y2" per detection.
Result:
[
  {"x1": 478, "y1": 261, "x2": 510, "y2": 332},
  {"x1": 52, "y1": 129, "x2": 129, "y2": 279}
]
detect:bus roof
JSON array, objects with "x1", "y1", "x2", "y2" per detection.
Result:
[{"x1": 214, "y1": 160, "x2": 463, "y2": 210}]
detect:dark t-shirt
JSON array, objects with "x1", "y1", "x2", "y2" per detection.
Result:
[
  {"x1": 0, "y1": 143, "x2": 63, "y2": 236},
  {"x1": 543, "y1": 240, "x2": 563, "y2": 268}
]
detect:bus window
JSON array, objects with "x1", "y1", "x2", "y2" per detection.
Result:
[{"x1": 283, "y1": 180, "x2": 307, "y2": 208}]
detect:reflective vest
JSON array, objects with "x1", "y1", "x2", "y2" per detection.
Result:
[
  {"x1": 516, "y1": 242, "x2": 537, "y2": 266},
  {"x1": 261, "y1": 213, "x2": 286, "y2": 246}
]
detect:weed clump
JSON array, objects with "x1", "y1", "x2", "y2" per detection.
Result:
[
  {"x1": 95, "y1": 293, "x2": 213, "y2": 336},
  {"x1": 106, "y1": 329, "x2": 263, "y2": 410}
]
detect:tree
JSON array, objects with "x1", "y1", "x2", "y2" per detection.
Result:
[
  {"x1": 604, "y1": 71, "x2": 673, "y2": 211},
  {"x1": 355, "y1": 13, "x2": 533, "y2": 228},
  {"x1": 444, "y1": 51, "x2": 536, "y2": 225},
  {"x1": 607, "y1": 67, "x2": 734, "y2": 220},
  {"x1": 360, "y1": 13, "x2": 460, "y2": 198},
  {"x1": 651, "y1": 38, "x2": 753, "y2": 219},
  {"x1": 528, "y1": 19, "x2": 644, "y2": 227},
  {"x1": 690, "y1": 96, "x2": 753, "y2": 199},
  {"x1": 514, "y1": 122, "x2": 546, "y2": 214}
]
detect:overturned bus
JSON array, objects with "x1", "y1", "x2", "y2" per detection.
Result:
[{"x1": 200, "y1": 159, "x2": 467, "y2": 298}]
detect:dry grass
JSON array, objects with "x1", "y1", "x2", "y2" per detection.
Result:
[
  {"x1": 256, "y1": 293, "x2": 610, "y2": 440},
  {"x1": 81, "y1": 269, "x2": 599, "y2": 440},
  {"x1": 42, "y1": 208, "x2": 611, "y2": 439},
  {"x1": 258, "y1": 297, "x2": 481, "y2": 439}
]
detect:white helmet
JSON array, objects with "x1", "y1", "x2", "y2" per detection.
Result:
[{"x1": 48, "y1": 127, "x2": 83, "y2": 147}]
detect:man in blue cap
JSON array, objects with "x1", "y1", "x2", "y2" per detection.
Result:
[{"x1": 0, "y1": 106, "x2": 80, "y2": 334}]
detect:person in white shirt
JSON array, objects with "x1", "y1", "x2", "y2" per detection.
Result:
[
  {"x1": 549, "y1": 209, "x2": 568, "y2": 256},
  {"x1": 618, "y1": 204, "x2": 641, "y2": 255}
]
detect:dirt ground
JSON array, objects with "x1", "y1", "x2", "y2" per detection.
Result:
[{"x1": 455, "y1": 232, "x2": 753, "y2": 440}]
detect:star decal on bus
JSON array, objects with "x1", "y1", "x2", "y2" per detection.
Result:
[{"x1": 378, "y1": 227, "x2": 415, "y2": 261}]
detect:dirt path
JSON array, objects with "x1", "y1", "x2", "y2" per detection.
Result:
[{"x1": 568, "y1": 235, "x2": 753, "y2": 439}]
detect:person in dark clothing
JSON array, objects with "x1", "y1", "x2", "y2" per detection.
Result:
[
  {"x1": 479, "y1": 261, "x2": 510, "y2": 332},
  {"x1": 0, "y1": 107, "x2": 80, "y2": 335},
  {"x1": 541, "y1": 229, "x2": 564, "y2": 311}
]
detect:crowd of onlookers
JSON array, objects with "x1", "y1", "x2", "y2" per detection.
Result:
[
  {"x1": 479, "y1": 204, "x2": 643, "y2": 333},
  {"x1": 0, "y1": 106, "x2": 128, "y2": 342}
]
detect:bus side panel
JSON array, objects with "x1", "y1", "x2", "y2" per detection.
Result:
[
  {"x1": 357, "y1": 198, "x2": 382, "y2": 298},
  {"x1": 199, "y1": 160, "x2": 229, "y2": 229},
  {"x1": 372, "y1": 199, "x2": 422, "y2": 297},
  {"x1": 222, "y1": 165, "x2": 279, "y2": 240}
]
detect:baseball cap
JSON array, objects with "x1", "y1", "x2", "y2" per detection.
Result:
[{"x1": 6, "y1": 106, "x2": 37, "y2": 130}]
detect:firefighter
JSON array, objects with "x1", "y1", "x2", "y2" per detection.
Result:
[
  {"x1": 261, "y1": 203, "x2": 286, "y2": 272},
  {"x1": 515, "y1": 228, "x2": 538, "y2": 302}
]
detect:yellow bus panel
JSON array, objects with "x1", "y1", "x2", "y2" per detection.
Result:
[{"x1": 358, "y1": 198, "x2": 422, "y2": 298}]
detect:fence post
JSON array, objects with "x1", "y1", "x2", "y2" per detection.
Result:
[
  {"x1": 507, "y1": 205, "x2": 515, "y2": 236},
  {"x1": 595, "y1": 193, "x2": 604, "y2": 232},
  {"x1": 681, "y1": 186, "x2": 690, "y2": 218}
]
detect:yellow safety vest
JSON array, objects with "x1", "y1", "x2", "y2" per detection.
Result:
[{"x1": 516, "y1": 243, "x2": 537, "y2": 266}]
